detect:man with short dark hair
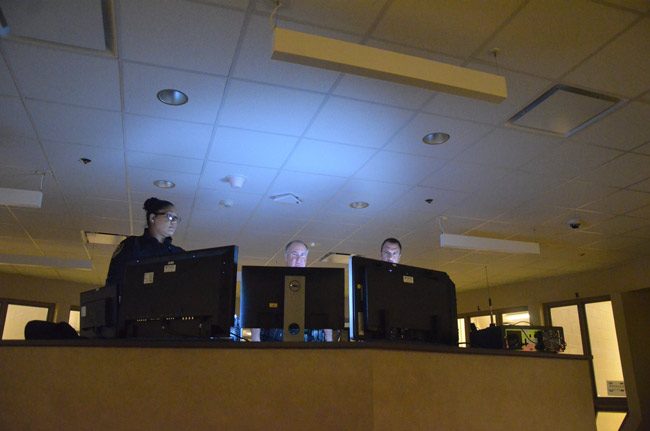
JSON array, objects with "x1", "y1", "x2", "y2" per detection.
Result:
[{"x1": 380, "y1": 237, "x2": 402, "y2": 264}]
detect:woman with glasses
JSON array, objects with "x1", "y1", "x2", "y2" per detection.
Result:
[{"x1": 105, "y1": 197, "x2": 184, "y2": 288}]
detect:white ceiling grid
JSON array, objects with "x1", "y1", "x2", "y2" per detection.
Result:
[{"x1": 0, "y1": 0, "x2": 649, "y2": 290}]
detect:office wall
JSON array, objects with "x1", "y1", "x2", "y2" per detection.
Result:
[
  {"x1": 455, "y1": 255, "x2": 650, "y2": 324},
  {"x1": 0, "y1": 272, "x2": 93, "y2": 322}
]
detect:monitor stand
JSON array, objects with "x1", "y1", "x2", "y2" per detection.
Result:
[{"x1": 283, "y1": 275, "x2": 305, "y2": 342}]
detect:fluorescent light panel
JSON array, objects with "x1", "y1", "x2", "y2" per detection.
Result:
[
  {"x1": 440, "y1": 233, "x2": 540, "y2": 254},
  {"x1": 272, "y1": 28, "x2": 507, "y2": 103},
  {"x1": 0, "y1": 254, "x2": 92, "y2": 270},
  {"x1": 83, "y1": 231, "x2": 126, "y2": 245},
  {"x1": 0, "y1": 187, "x2": 43, "y2": 208}
]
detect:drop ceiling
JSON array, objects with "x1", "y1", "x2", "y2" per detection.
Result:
[{"x1": 0, "y1": 0, "x2": 649, "y2": 292}]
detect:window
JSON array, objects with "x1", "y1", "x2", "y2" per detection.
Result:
[
  {"x1": 544, "y1": 297, "x2": 626, "y2": 413},
  {"x1": 0, "y1": 299, "x2": 55, "y2": 340},
  {"x1": 458, "y1": 306, "x2": 530, "y2": 347},
  {"x1": 69, "y1": 307, "x2": 81, "y2": 334}
]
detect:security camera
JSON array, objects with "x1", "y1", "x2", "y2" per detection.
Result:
[{"x1": 568, "y1": 219, "x2": 582, "y2": 230}]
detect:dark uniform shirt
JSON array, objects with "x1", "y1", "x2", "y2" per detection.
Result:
[{"x1": 105, "y1": 228, "x2": 184, "y2": 288}]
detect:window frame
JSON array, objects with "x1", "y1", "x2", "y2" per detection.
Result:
[
  {"x1": 458, "y1": 306, "x2": 529, "y2": 347},
  {"x1": 544, "y1": 295, "x2": 627, "y2": 413},
  {"x1": 0, "y1": 298, "x2": 56, "y2": 339}
]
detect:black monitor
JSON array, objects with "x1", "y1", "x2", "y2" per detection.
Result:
[
  {"x1": 240, "y1": 266, "x2": 345, "y2": 341},
  {"x1": 349, "y1": 256, "x2": 457, "y2": 345},
  {"x1": 119, "y1": 245, "x2": 238, "y2": 339}
]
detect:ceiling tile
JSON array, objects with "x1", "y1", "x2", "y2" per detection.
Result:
[
  {"x1": 333, "y1": 74, "x2": 433, "y2": 110},
  {"x1": 481, "y1": 171, "x2": 565, "y2": 206},
  {"x1": 244, "y1": 213, "x2": 309, "y2": 236},
  {"x1": 27, "y1": 100, "x2": 123, "y2": 148},
  {"x1": 565, "y1": 17, "x2": 650, "y2": 98},
  {"x1": 0, "y1": 96, "x2": 36, "y2": 138},
  {"x1": 283, "y1": 139, "x2": 375, "y2": 177},
  {"x1": 535, "y1": 179, "x2": 617, "y2": 209},
  {"x1": 420, "y1": 161, "x2": 511, "y2": 193},
  {"x1": 67, "y1": 196, "x2": 129, "y2": 220},
  {"x1": 2, "y1": 41, "x2": 120, "y2": 110},
  {"x1": 305, "y1": 97, "x2": 413, "y2": 148},
  {"x1": 258, "y1": 0, "x2": 389, "y2": 35},
  {"x1": 626, "y1": 203, "x2": 650, "y2": 219},
  {"x1": 42, "y1": 140, "x2": 127, "y2": 200},
  {"x1": 585, "y1": 215, "x2": 650, "y2": 235},
  {"x1": 423, "y1": 63, "x2": 552, "y2": 126},
  {"x1": 234, "y1": 230, "x2": 291, "y2": 259},
  {"x1": 521, "y1": 140, "x2": 622, "y2": 180},
  {"x1": 232, "y1": 15, "x2": 340, "y2": 92},
  {"x1": 209, "y1": 127, "x2": 298, "y2": 168},
  {"x1": 373, "y1": 0, "x2": 524, "y2": 58},
  {"x1": 456, "y1": 128, "x2": 561, "y2": 169},
  {"x1": 600, "y1": 0, "x2": 650, "y2": 12},
  {"x1": 267, "y1": 170, "x2": 348, "y2": 207},
  {"x1": 579, "y1": 153, "x2": 650, "y2": 188},
  {"x1": 629, "y1": 178, "x2": 650, "y2": 193},
  {"x1": 445, "y1": 193, "x2": 517, "y2": 220},
  {"x1": 193, "y1": 188, "x2": 263, "y2": 213},
  {"x1": 189, "y1": 207, "x2": 250, "y2": 234},
  {"x1": 477, "y1": 0, "x2": 637, "y2": 78},
  {"x1": 392, "y1": 186, "x2": 469, "y2": 215},
  {"x1": 199, "y1": 161, "x2": 278, "y2": 195},
  {"x1": 326, "y1": 179, "x2": 411, "y2": 217},
  {"x1": 119, "y1": 0, "x2": 244, "y2": 74},
  {"x1": 385, "y1": 113, "x2": 493, "y2": 159},
  {"x1": 128, "y1": 166, "x2": 200, "y2": 195},
  {"x1": 123, "y1": 62, "x2": 226, "y2": 124},
  {"x1": 0, "y1": 55, "x2": 18, "y2": 97},
  {"x1": 583, "y1": 189, "x2": 650, "y2": 215},
  {"x1": 298, "y1": 220, "x2": 361, "y2": 241},
  {"x1": 0, "y1": 136, "x2": 48, "y2": 172},
  {"x1": 124, "y1": 114, "x2": 212, "y2": 158},
  {"x1": 571, "y1": 102, "x2": 650, "y2": 151},
  {"x1": 126, "y1": 151, "x2": 203, "y2": 175},
  {"x1": 219, "y1": 80, "x2": 325, "y2": 135},
  {"x1": 634, "y1": 141, "x2": 650, "y2": 156},
  {"x1": 354, "y1": 151, "x2": 445, "y2": 186}
]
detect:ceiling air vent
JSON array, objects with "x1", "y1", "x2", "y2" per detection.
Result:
[
  {"x1": 507, "y1": 84, "x2": 623, "y2": 137},
  {"x1": 269, "y1": 193, "x2": 303, "y2": 205}
]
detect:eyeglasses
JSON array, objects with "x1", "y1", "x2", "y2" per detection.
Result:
[{"x1": 156, "y1": 212, "x2": 181, "y2": 223}]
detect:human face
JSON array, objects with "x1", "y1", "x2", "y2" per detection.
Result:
[
  {"x1": 381, "y1": 242, "x2": 401, "y2": 264},
  {"x1": 285, "y1": 242, "x2": 308, "y2": 268},
  {"x1": 149, "y1": 206, "x2": 180, "y2": 242}
]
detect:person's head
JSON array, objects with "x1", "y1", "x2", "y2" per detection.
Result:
[
  {"x1": 143, "y1": 197, "x2": 180, "y2": 242},
  {"x1": 284, "y1": 240, "x2": 309, "y2": 268},
  {"x1": 380, "y1": 238, "x2": 402, "y2": 264}
]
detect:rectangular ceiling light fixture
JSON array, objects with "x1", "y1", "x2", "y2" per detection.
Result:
[
  {"x1": 319, "y1": 252, "x2": 352, "y2": 264},
  {"x1": 83, "y1": 231, "x2": 126, "y2": 245},
  {"x1": 0, "y1": 187, "x2": 43, "y2": 208},
  {"x1": 272, "y1": 28, "x2": 507, "y2": 103},
  {"x1": 0, "y1": 254, "x2": 93, "y2": 270},
  {"x1": 440, "y1": 233, "x2": 540, "y2": 255},
  {"x1": 507, "y1": 84, "x2": 622, "y2": 137}
]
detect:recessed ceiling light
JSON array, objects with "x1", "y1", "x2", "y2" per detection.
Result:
[
  {"x1": 422, "y1": 132, "x2": 450, "y2": 145},
  {"x1": 153, "y1": 179, "x2": 175, "y2": 189},
  {"x1": 157, "y1": 89, "x2": 188, "y2": 106},
  {"x1": 349, "y1": 201, "x2": 369, "y2": 209}
]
